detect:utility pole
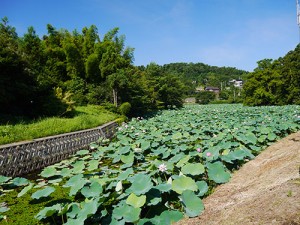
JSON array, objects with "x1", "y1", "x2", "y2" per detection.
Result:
[{"x1": 297, "y1": 0, "x2": 300, "y2": 43}]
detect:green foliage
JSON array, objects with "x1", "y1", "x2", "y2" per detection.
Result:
[
  {"x1": 0, "y1": 105, "x2": 120, "y2": 145},
  {"x1": 118, "y1": 102, "x2": 131, "y2": 116},
  {"x1": 195, "y1": 91, "x2": 216, "y2": 104},
  {"x1": 244, "y1": 44, "x2": 300, "y2": 106},
  {"x1": 0, "y1": 104, "x2": 299, "y2": 224}
]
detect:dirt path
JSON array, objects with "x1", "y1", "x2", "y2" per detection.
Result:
[{"x1": 176, "y1": 131, "x2": 300, "y2": 225}]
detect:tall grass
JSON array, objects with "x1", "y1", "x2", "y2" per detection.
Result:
[{"x1": 0, "y1": 105, "x2": 120, "y2": 145}]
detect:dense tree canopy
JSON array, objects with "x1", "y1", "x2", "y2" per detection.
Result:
[
  {"x1": 243, "y1": 44, "x2": 300, "y2": 106},
  {"x1": 0, "y1": 18, "x2": 187, "y2": 118},
  {"x1": 2, "y1": 16, "x2": 297, "y2": 120}
]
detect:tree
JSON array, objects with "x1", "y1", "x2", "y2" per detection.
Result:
[{"x1": 196, "y1": 91, "x2": 216, "y2": 104}]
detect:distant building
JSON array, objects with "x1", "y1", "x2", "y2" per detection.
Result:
[
  {"x1": 229, "y1": 79, "x2": 243, "y2": 88},
  {"x1": 204, "y1": 86, "x2": 220, "y2": 94},
  {"x1": 195, "y1": 86, "x2": 204, "y2": 92}
]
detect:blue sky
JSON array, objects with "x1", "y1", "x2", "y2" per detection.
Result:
[{"x1": 1, "y1": 0, "x2": 299, "y2": 71}]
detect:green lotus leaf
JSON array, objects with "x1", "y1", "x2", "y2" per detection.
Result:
[
  {"x1": 113, "y1": 204, "x2": 141, "y2": 223},
  {"x1": 31, "y1": 186, "x2": 55, "y2": 199},
  {"x1": 156, "y1": 183, "x2": 172, "y2": 193},
  {"x1": 268, "y1": 132, "x2": 277, "y2": 141},
  {"x1": 77, "y1": 199, "x2": 99, "y2": 221},
  {"x1": 40, "y1": 167, "x2": 57, "y2": 178},
  {"x1": 120, "y1": 152, "x2": 134, "y2": 164},
  {"x1": 171, "y1": 176, "x2": 198, "y2": 194},
  {"x1": 18, "y1": 182, "x2": 34, "y2": 197},
  {"x1": 181, "y1": 163, "x2": 205, "y2": 176},
  {"x1": 64, "y1": 217, "x2": 85, "y2": 225},
  {"x1": 207, "y1": 162, "x2": 231, "y2": 184},
  {"x1": 66, "y1": 203, "x2": 80, "y2": 219},
  {"x1": 60, "y1": 168, "x2": 72, "y2": 177},
  {"x1": 71, "y1": 161, "x2": 85, "y2": 174},
  {"x1": 81, "y1": 181, "x2": 103, "y2": 198},
  {"x1": 0, "y1": 206, "x2": 9, "y2": 213},
  {"x1": 126, "y1": 193, "x2": 146, "y2": 208},
  {"x1": 76, "y1": 150, "x2": 89, "y2": 156},
  {"x1": 176, "y1": 155, "x2": 190, "y2": 168},
  {"x1": 117, "y1": 168, "x2": 134, "y2": 181},
  {"x1": 64, "y1": 174, "x2": 87, "y2": 196},
  {"x1": 35, "y1": 204, "x2": 61, "y2": 220},
  {"x1": 119, "y1": 146, "x2": 131, "y2": 154},
  {"x1": 196, "y1": 181, "x2": 208, "y2": 197},
  {"x1": 87, "y1": 160, "x2": 99, "y2": 171},
  {"x1": 181, "y1": 190, "x2": 204, "y2": 217},
  {"x1": 245, "y1": 131, "x2": 257, "y2": 145},
  {"x1": 12, "y1": 177, "x2": 29, "y2": 186},
  {"x1": 169, "y1": 153, "x2": 185, "y2": 163},
  {"x1": 172, "y1": 132, "x2": 182, "y2": 140},
  {"x1": 145, "y1": 188, "x2": 161, "y2": 206},
  {"x1": 140, "y1": 140, "x2": 150, "y2": 150},
  {"x1": 260, "y1": 127, "x2": 271, "y2": 134},
  {"x1": 128, "y1": 174, "x2": 153, "y2": 195},
  {"x1": 158, "y1": 209, "x2": 184, "y2": 224},
  {"x1": 0, "y1": 176, "x2": 11, "y2": 185},
  {"x1": 48, "y1": 178, "x2": 62, "y2": 184},
  {"x1": 139, "y1": 210, "x2": 184, "y2": 225}
]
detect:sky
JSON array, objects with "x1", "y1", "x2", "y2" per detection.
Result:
[{"x1": 1, "y1": 0, "x2": 299, "y2": 71}]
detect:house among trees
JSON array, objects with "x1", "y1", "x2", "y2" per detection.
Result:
[
  {"x1": 229, "y1": 79, "x2": 243, "y2": 88},
  {"x1": 204, "y1": 86, "x2": 220, "y2": 94}
]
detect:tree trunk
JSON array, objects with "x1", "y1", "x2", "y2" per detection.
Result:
[{"x1": 113, "y1": 89, "x2": 118, "y2": 107}]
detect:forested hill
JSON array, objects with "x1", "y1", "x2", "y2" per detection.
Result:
[
  {"x1": 243, "y1": 44, "x2": 300, "y2": 106},
  {"x1": 161, "y1": 62, "x2": 248, "y2": 86},
  {"x1": 137, "y1": 62, "x2": 249, "y2": 96}
]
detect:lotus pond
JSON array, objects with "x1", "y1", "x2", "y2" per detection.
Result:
[{"x1": 1, "y1": 104, "x2": 300, "y2": 225}]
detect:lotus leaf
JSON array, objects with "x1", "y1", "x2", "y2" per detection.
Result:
[
  {"x1": 180, "y1": 190, "x2": 204, "y2": 217},
  {"x1": 86, "y1": 159, "x2": 99, "y2": 171},
  {"x1": 12, "y1": 177, "x2": 29, "y2": 186},
  {"x1": 145, "y1": 188, "x2": 161, "y2": 206},
  {"x1": 176, "y1": 155, "x2": 190, "y2": 168},
  {"x1": 128, "y1": 174, "x2": 153, "y2": 195},
  {"x1": 40, "y1": 167, "x2": 57, "y2": 178},
  {"x1": 81, "y1": 181, "x2": 103, "y2": 198},
  {"x1": 0, "y1": 206, "x2": 9, "y2": 213},
  {"x1": 113, "y1": 204, "x2": 141, "y2": 223},
  {"x1": 181, "y1": 163, "x2": 205, "y2": 176},
  {"x1": 31, "y1": 186, "x2": 55, "y2": 199},
  {"x1": 207, "y1": 162, "x2": 231, "y2": 184},
  {"x1": 118, "y1": 168, "x2": 134, "y2": 180},
  {"x1": 0, "y1": 176, "x2": 10, "y2": 185},
  {"x1": 17, "y1": 182, "x2": 34, "y2": 197},
  {"x1": 71, "y1": 161, "x2": 85, "y2": 174},
  {"x1": 76, "y1": 150, "x2": 89, "y2": 155},
  {"x1": 64, "y1": 174, "x2": 87, "y2": 196},
  {"x1": 126, "y1": 193, "x2": 146, "y2": 208},
  {"x1": 77, "y1": 199, "x2": 99, "y2": 221},
  {"x1": 35, "y1": 204, "x2": 61, "y2": 220},
  {"x1": 172, "y1": 176, "x2": 198, "y2": 194},
  {"x1": 268, "y1": 132, "x2": 277, "y2": 141},
  {"x1": 196, "y1": 181, "x2": 208, "y2": 197},
  {"x1": 120, "y1": 152, "x2": 134, "y2": 164}
]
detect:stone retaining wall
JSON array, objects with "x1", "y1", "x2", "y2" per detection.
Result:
[{"x1": 0, "y1": 121, "x2": 118, "y2": 177}]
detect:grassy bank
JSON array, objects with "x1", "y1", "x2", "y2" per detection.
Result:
[{"x1": 0, "y1": 105, "x2": 121, "y2": 145}]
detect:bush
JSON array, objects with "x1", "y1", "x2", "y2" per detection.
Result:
[
  {"x1": 118, "y1": 102, "x2": 131, "y2": 116},
  {"x1": 101, "y1": 102, "x2": 118, "y2": 113},
  {"x1": 195, "y1": 91, "x2": 216, "y2": 104}
]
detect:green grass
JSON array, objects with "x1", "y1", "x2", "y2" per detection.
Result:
[{"x1": 0, "y1": 105, "x2": 121, "y2": 145}]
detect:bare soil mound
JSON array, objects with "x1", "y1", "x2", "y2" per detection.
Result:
[{"x1": 176, "y1": 131, "x2": 300, "y2": 225}]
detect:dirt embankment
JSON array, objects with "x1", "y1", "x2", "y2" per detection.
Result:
[{"x1": 176, "y1": 131, "x2": 300, "y2": 225}]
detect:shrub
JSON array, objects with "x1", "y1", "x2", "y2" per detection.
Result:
[{"x1": 118, "y1": 102, "x2": 131, "y2": 116}]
